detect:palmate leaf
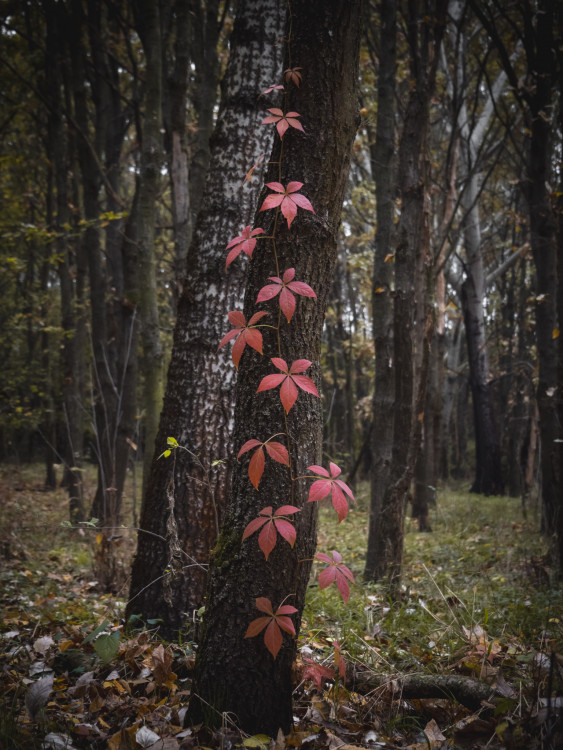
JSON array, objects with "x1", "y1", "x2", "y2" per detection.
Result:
[
  {"x1": 257, "y1": 268, "x2": 316, "y2": 323},
  {"x1": 225, "y1": 226, "x2": 265, "y2": 268},
  {"x1": 302, "y1": 658, "x2": 335, "y2": 691},
  {"x1": 316, "y1": 550, "x2": 355, "y2": 604},
  {"x1": 257, "y1": 358, "x2": 319, "y2": 413},
  {"x1": 262, "y1": 108, "x2": 305, "y2": 139},
  {"x1": 259, "y1": 182, "x2": 314, "y2": 229},
  {"x1": 242, "y1": 505, "x2": 300, "y2": 560},
  {"x1": 218, "y1": 310, "x2": 268, "y2": 369},
  {"x1": 245, "y1": 597, "x2": 297, "y2": 658},
  {"x1": 306, "y1": 461, "x2": 355, "y2": 522},
  {"x1": 238, "y1": 438, "x2": 290, "y2": 489}
]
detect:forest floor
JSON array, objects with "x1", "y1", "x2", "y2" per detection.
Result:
[{"x1": 1, "y1": 463, "x2": 562, "y2": 750}]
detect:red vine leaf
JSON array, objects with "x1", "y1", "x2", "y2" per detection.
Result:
[
  {"x1": 261, "y1": 83, "x2": 284, "y2": 95},
  {"x1": 315, "y1": 550, "x2": 355, "y2": 603},
  {"x1": 242, "y1": 505, "x2": 300, "y2": 560},
  {"x1": 260, "y1": 182, "x2": 315, "y2": 229},
  {"x1": 284, "y1": 67, "x2": 303, "y2": 87},
  {"x1": 257, "y1": 268, "x2": 317, "y2": 322},
  {"x1": 225, "y1": 226, "x2": 265, "y2": 268},
  {"x1": 302, "y1": 658, "x2": 335, "y2": 691},
  {"x1": 241, "y1": 153, "x2": 265, "y2": 187},
  {"x1": 238, "y1": 438, "x2": 290, "y2": 489},
  {"x1": 257, "y1": 357, "x2": 319, "y2": 413},
  {"x1": 333, "y1": 640, "x2": 346, "y2": 682},
  {"x1": 218, "y1": 310, "x2": 268, "y2": 369},
  {"x1": 306, "y1": 461, "x2": 355, "y2": 522},
  {"x1": 245, "y1": 597, "x2": 297, "y2": 659},
  {"x1": 262, "y1": 108, "x2": 305, "y2": 139}
]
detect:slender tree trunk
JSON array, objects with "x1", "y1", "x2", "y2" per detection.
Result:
[
  {"x1": 68, "y1": 0, "x2": 137, "y2": 587},
  {"x1": 189, "y1": 0, "x2": 361, "y2": 733},
  {"x1": 364, "y1": 0, "x2": 397, "y2": 580},
  {"x1": 370, "y1": 0, "x2": 447, "y2": 585},
  {"x1": 525, "y1": 10, "x2": 559, "y2": 551},
  {"x1": 451, "y1": 0, "x2": 504, "y2": 495},
  {"x1": 45, "y1": 1, "x2": 86, "y2": 520},
  {"x1": 127, "y1": 0, "x2": 284, "y2": 637},
  {"x1": 188, "y1": 0, "x2": 221, "y2": 227},
  {"x1": 135, "y1": 0, "x2": 165, "y2": 491},
  {"x1": 162, "y1": 0, "x2": 192, "y2": 302}
]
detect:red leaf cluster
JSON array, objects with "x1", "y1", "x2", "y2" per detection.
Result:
[
  {"x1": 225, "y1": 226, "x2": 264, "y2": 268},
  {"x1": 260, "y1": 182, "x2": 315, "y2": 229},
  {"x1": 257, "y1": 268, "x2": 316, "y2": 323},
  {"x1": 242, "y1": 505, "x2": 300, "y2": 560},
  {"x1": 218, "y1": 310, "x2": 268, "y2": 369},
  {"x1": 257, "y1": 358, "x2": 319, "y2": 413},
  {"x1": 306, "y1": 462, "x2": 355, "y2": 522},
  {"x1": 262, "y1": 108, "x2": 305, "y2": 139},
  {"x1": 315, "y1": 550, "x2": 355, "y2": 603},
  {"x1": 245, "y1": 597, "x2": 297, "y2": 659},
  {"x1": 237, "y1": 438, "x2": 289, "y2": 489}
]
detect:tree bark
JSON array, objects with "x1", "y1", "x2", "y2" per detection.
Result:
[
  {"x1": 135, "y1": 0, "x2": 165, "y2": 491},
  {"x1": 188, "y1": 0, "x2": 361, "y2": 734},
  {"x1": 127, "y1": 0, "x2": 284, "y2": 637},
  {"x1": 364, "y1": 0, "x2": 397, "y2": 580},
  {"x1": 370, "y1": 0, "x2": 447, "y2": 586}
]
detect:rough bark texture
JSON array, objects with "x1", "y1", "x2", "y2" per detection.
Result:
[
  {"x1": 188, "y1": 0, "x2": 221, "y2": 229},
  {"x1": 364, "y1": 0, "x2": 397, "y2": 580},
  {"x1": 524, "y1": 4, "x2": 559, "y2": 553},
  {"x1": 127, "y1": 0, "x2": 284, "y2": 636},
  {"x1": 135, "y1": 0, "x2": 165, "y2": 489},
  {"x1": 162, "y1": 0, "x2": 191, "y2": 303},
  {"x1": 188, "y1": 0, "x2": 361, "y2": 734}
]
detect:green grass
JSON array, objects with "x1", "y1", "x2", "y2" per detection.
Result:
[{"x1": 302, "y1": 484, "x2": 563, "y2": 674}]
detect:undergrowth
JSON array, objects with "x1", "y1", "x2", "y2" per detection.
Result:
[{"x1": 1, "y1": 465, "x2": 562, "y2": 748}]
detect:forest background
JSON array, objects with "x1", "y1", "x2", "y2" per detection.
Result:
[{"x1": 0, "y1": 0, "x2": 562, "y2": 748}]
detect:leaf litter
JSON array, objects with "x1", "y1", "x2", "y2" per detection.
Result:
[{"x1": 1, "y1": 466, "x2": 562, "y2": 748}]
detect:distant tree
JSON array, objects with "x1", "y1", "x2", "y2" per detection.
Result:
[
  {"x1": 365, "y1": 0, "x2": 447, "y2": 584},
  {"x1": 364, "y1": 0, "x2": 398, "y2": 578},
  {"x1": 472, "y1": 0, "x2": 561, "y2": 566}
]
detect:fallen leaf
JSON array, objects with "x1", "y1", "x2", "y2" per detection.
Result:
[{"x1": 26, "y1": 673, "x2": 54, "y2": 721}]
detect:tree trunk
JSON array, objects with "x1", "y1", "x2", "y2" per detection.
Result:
[
  {"x1": 189, "y1": 0, "x2": 361, "y2": 734},
  {"x1": 162, "y1": 0, "x2": 192, "y2": 303},
  {"x1": 460, "y1": 275, "x2": 503, "y2": 494},
  {"x1": 68, "y1": 0, "x2": 137, "y2": 588},
  {"x1": 135, "y1": 0, "x2": 165, "y2": 491},
  {"x1": 364, "y1": 0, "x2": 397, "y2": 580},
  {"x1": 45, "y1": 1, "x2": 86, "y2": 520},
  {"x1": 470, "y1": 0, "x2": 561, "y2": 569},
  {"x1": 450, "y1": 0, "x2": 505, "y2": 495},
  {"x1": 369, "y1": 0, "x2": 447, "y2": 586},
  {"x1": 188, "y1": 0, "x2": 221, "y2": 228},
  {"x1": 525, "y1": 7, "x2": 559, "y2": 552},
  {"x1": 127, "y1": 0, "x2": 284, "y2": 637}
]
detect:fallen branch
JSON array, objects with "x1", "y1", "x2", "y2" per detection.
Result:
[{"x1": 352, "y1": 671, "x2": 495, "y2": 712}]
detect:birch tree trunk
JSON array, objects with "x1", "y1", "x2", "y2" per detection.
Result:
[{"x1": 127, "y1": 0, "x2": 284, "y2": 637}]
